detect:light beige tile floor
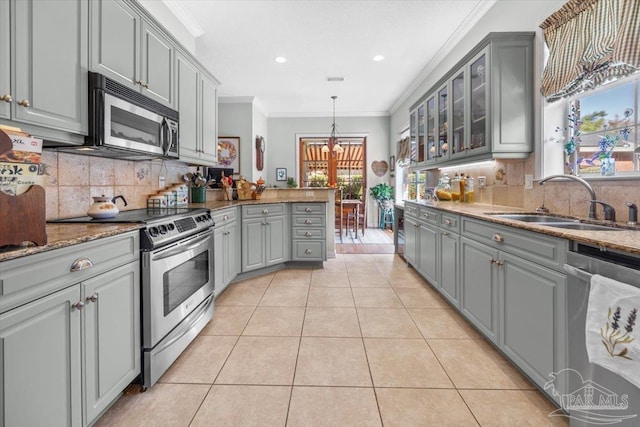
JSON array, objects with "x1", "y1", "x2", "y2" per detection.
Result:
[{"x1": 97, "y1": 254, "x2": 567, "y2": 427}]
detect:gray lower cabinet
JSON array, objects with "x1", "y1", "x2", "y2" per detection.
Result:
[
  {"x1": 241, "y1": 204, "x2": 291, "y2": 272},
  {"x1": 82, "y1": 261, "x2": 140, "y2": 426},
  {"x1": 213, "y1": 207, "x2": 240, "y2": 297},
  {"x1": 0, "y1": 285, "x2": 82, "y2": 427},
  {"x1": 417, "y1": 221, "x2": 438, "y2": 285},
  {"x1": 0, "y1": 231, "x2": 140, "y2": 427},
  {"x1": 460, "y1": 236, "x2": 500, "y2": 343},
  {"x1": 404, "y1": 215, "x2": 418, "y2": 266},
  {"x1": 438, "y1": 228, "x2": 459, "y2": 307},
  {"x1": 291, "y1": 203, "x2": 326, "y2": 261},
  {"x1": 459, "y1": 217, "x2": 568, "y2": 402},
  {"x1": 1, "y1": 0, "x2": 87, "y2": 135}
]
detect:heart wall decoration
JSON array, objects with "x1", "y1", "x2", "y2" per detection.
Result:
[{"x1": 371, "y1": 160, "x2": 388, "y2": 177}]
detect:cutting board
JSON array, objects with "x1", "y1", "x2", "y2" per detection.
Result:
[{"x1": 0, "y1": 183, "x2": 47, "y2": 247}]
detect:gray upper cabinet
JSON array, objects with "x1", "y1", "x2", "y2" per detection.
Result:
[
  {"x1": 1, "y1": 0, "x2": 88, "y2": 135},
  {"x1": 176, "y1": 51, "x2": 219, "y2": 166},
  {"x1": 409, "y1": 33, "x2": 533, "y2": 169},
  {"x1": 0, "y1": 0, "x2": 10, "y2": 120},
  {"x1": 90, "y1": 0, "x2": 174, "y2": 107}
]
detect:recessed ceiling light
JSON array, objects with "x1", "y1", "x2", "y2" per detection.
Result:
[
  {"x1": 275, "y1": 56, "x2": 287, "y2": 63},
  {"x1": 372, "y1": 55, "x2": 385, "y2": 62}
]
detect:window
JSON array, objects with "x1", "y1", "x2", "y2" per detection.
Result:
[
  {"x1": 572, "y1": 75, "x2": 638, "y2": 175},
  {"x1": 299, "y1": 137, "x2": 366, "y2": 198}
]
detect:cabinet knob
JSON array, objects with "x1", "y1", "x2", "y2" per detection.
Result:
[
  {"x1": 0, "y1": 94, "x2": 12, "y2": 103},
  {"x1": 18, "y1": 99, "x2": 29, "y2": 107},
  {"x1": 305, "y1": 232, "x2": 312, "y2": 237},
  {"x1": 72, "y1": 301, "x2": 85, "y2": 311},
  {"x1": 495, "y1": 260, "x2": 504, "y2": 267},
  {"x1": 86, "y1": 293, "x2": 98, "y2": 303},
  {"x1": 442, "y1": 231, "x2": 450, "y2": 236},
  {"x1": 492, "y1": 233, "x2": 504, "y2": 243},
  {"x1": 305, "y1": 249, "x2": 312, "y2": 254},
  {"x1": 305, "y1": 207, "x2": 312, "y2": 212},
  {"x1": 489, "y1": 257, "x2": 496, "y2": 264},
  {"x1": 305, "y1": 219, "x2": 312, "y2": 224},
  {"x1": 444, "y1": 219, "x2": 452, "y2": 226},
  {"x1": 70, "y1": 257, "x2": 94, "y2": 272},
  {"x1": 262, "y1": 209, "x2": 269, "y2": 214},
  {"x1": 143, "y1": 83, "x2": 149, "y2": 89}
]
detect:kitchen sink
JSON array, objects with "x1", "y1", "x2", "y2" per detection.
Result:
[
  {"x1": 541, "y1": 223, "x2": 623, "y2": 231},
  {"x1": 490, "y1": 214, "x2": 580, "y2": 223}
]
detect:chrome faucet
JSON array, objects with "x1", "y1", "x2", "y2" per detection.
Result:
[{"x1": 538, "y1": 174, "x2": 598, "y2": 220}]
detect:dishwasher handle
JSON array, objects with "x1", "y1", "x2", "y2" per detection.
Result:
[{"x1": 564, "y1": 264, "x2": 594, "y2": 282}]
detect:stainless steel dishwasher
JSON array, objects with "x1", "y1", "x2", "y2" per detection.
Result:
[{"x1": 564, "y1": 243, "x2": 640, "y2": 426}]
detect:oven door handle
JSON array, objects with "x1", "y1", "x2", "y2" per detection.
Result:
[
  {"x1": 153, "y1": 294, "x2": 214, "y2": 356},
  {"x1": 152, "y1": 231, "x2": 212, "y2": 261}
]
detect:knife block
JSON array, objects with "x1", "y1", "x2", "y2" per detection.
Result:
[{"x1": 0, "y1": 185, "x2": 47, "y2": 247}]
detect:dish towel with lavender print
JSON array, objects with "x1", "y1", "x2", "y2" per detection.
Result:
[{"x1": 586, "y1": 274, "x2": 640, "y2": 388}]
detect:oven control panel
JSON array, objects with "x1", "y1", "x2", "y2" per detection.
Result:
[{"x1": 141, "y1": 211, "x2": 214, "y2": 250}]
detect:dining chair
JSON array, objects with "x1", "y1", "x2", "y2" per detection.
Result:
[
  {"x1": 334, "y1": 189, "x2": 345, "y2": 241},
  {"x1": 346, "y1": 192, "x2": 366, "y2": 237}
]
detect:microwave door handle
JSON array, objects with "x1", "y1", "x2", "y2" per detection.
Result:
[
  {"x1": 166, "y1": 122, "x2": 175, "y2": 155},
  {"x1": 160, "y1": 118, "x2": 169, "y2": 156}
]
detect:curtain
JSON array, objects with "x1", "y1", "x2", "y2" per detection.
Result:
[
  {"x1": 396, "y1": 136, "x2": 410, "y2": 167},
  {"x1": 540, "y1": 0, "x2": 640, "y2": 102}
]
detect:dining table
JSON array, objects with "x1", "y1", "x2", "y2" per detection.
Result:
[{"x1": 341, "y1": 199, "x2": 363, "y2": 238}]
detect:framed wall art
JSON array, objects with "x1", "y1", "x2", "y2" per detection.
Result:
[
  {"x1": 276, "y1": 168, "x2": 287, "y2": 181},
  {"x1": 217, "y1": 136, "x2": 240, "y2": 173}
]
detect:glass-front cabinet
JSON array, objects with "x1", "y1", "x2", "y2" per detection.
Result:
[
  {"x1": 469, "y1": 48, "x2": 489, "y2": 156},
  {"x1": 437, "y1": 84, "x2": 449, "y2": 161},
  {"x1": 407, "y1": 33, "x2": 533, "y2": 169},
  {"x1": 409, "y1": 108, "x2": 417, "y2": 165},
  {"x1": 425, "y1": 96, "x2": 437, "y2": 164},
  {"x1": 450, "y1": 69, "x2": 466, "y2": 159}
]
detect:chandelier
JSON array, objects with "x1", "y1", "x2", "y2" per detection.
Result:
[{"x1": 322, "y1": 96, "x2": 344, "y2": 155}]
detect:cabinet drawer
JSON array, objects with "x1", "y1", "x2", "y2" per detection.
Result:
[
  {"x1": 418, "y1": 206, "x2": 439, "y2": 225},
  {"x1": 461, "y1": 218, "x2": 568, "y2": 270},
  {"x1": 242, "y1": 203, "x2": 286, "y2": 218},
  {"x1": 0, "y1": 231, "x2": 139, "y2": 314},
  {"x1": 293, "y1": 228, "x2": 326, "y2": 239},
  {"x1": 404, "y1": 203, "x2": 419, "y2": 218},
  {"x1": 440, "y1": 213, "x2": 460, "y2": 233},
  {"x1": 293, "y1": 203, "x2": 325, "y2": 215},
  {"x1": 212, "y1": 206, "x2": 237, "y2": 225},
  {"x1": 293, "y1": 241, "x2": 325, "y2": 260},
  {"x1": 293, "y1": 216, "x2": 325, "y2": 227}
]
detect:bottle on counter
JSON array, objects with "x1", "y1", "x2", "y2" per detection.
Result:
[
  {"x1": 465, "y1": 175, "x2": 474, "y2": 203},
  {"x1": 435, "y1": 173, "x2": 452, "y2": 201},
  {"x1": 459, "y1": 174, "x2": 466, "y2": 203}
]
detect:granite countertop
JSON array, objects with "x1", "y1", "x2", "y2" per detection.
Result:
[
  {"x1": 0, "y1": 198, "x2": 329, "y2": 262},
  {"x1": 0, "y1": 223, "x2": 143, "y2": 262},
  {"x1": 403, "y1": 200, "x2": 640, "y2": 256}
]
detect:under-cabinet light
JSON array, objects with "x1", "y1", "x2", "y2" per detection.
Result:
[{"x1": 438, "y1": 160, "x2": 496, "y2": 171}]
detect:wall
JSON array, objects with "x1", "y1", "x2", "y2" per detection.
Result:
[
  {"x1": 267, "y1": 115, "x2": 390, "y2": 226},
  {"x1": 41, "y1": 150, "x2": 191, "y2": 220},
  {"x1": 218, "y1": 101, "x2": 253, "y2": 179}
]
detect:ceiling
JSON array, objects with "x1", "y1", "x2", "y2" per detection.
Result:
[{"x1": 155, "y1": 0, "x2": 495, "y2": 117}]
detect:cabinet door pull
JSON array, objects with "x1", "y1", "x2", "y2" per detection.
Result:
[
  {"x1": 0, "y1": 94, "x2": 12, "y2": 103},
  {"x1": 495, "y1": 260, "x2": 504, "y2": 267},
  {"x1": 492, "y1": 233, "x2": 504, "y2": 243},
  {"x1": 305, "y1": 232, "x2": 312, "y2": 237},
  {"x1": 70, "y1": 257, "x2": 94, "y2": 272},
  {"x1": 442, "y1": 231, "x2": 450, "y2": 236},
  {"x1": 305, "y1": 207, "x2": 312, "y2": 212},
  {"x1": 305, "y1": 219, "x2": 313, "y2": 224},
  {"x1": 86, "y1": 293, "x2": 98, "y2": 303},
  {"x1": 444, "y1": 219, "x2": 452, "y2": 226},
  {"x1": 72, "y1": 301, "x2": 85, "y2": 311},
  {"x1": 305, "y1": 249, "x2": 312, "y2": 254},
  {"x1": 262, "y1": 209, "x2": 269, "y2": 214},
  {"x1": 17, "y1": 99, "x2": 29, "y2": 107},
  {"x1": 489, "y1": 257, "x2": 496, "y2": 264}
]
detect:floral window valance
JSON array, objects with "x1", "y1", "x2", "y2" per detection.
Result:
[{"x1": 540, "y1": 0, "x2": 640, "y2": 102}]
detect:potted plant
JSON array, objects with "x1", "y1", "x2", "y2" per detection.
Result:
[
  {"x1": 369, "y1": 183, "x2": 394, "y2": 210},
  {"x1": 287, "y1": 177, "x2": 298, "y2": 188}
]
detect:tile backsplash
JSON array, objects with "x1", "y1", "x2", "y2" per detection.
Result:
[
  {"x1": 430, "y1": 156, "x2": 640, "y2": 224},
  {"x1": 42, "y1": 150, "x2": 192, "y2": 219}
]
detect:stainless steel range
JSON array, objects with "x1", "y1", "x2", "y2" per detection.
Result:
[{"x1": 50, "y1": 208, "x2": 216, "y2": 388}]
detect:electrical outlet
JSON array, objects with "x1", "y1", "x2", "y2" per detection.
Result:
[
  {"x1": 478, "y1": 176, "x2": 486, "y2": 189},
  {"x1": 524, "y1": 174, "x2": 533, "y2": 190},
  {"x1": 305, "y1": 190, "x2": 314, "y2": 197},
  {"x1": 158, "y1": 177, "x2": 165, "y2": 189}
]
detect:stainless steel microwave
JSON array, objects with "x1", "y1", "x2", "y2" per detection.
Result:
[{"x1": 62, "y1": 72, "x2": 179, "y2": 160}]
